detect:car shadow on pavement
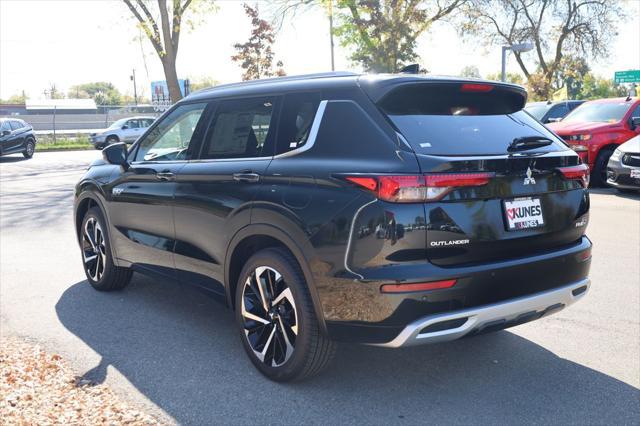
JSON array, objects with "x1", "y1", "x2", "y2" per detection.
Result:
[
  {"x1": 56, "y1": 275, "x2": 640, "y2": 425},
  {"x1": 589, "y1": 187, "x2": 640, "y2": 201},
  {"x1": 0, "y1": 155, "x2": 28, "y2": 163}
]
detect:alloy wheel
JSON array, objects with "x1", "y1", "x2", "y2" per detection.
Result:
[
  {"x1": 241, "y1": 266, "x2": 298, "y2": 367},
  {"x1": 26, "y1": 141, "x2": 34, "y2": 156},
  {"x1": 82, "y1": 217, "x2": 107, "y2": 282}
]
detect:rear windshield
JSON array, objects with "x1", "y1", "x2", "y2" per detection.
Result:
[
  {"x1": 379, "y1": 84, "x2": 567, "y2": 156},
  {"x1": 562, "y1": 101, "x2": 630, "y2": 124}
]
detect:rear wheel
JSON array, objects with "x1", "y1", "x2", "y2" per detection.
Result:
[
  {"x1": 235, "y1": 248, "x2": 335, "y2": 382},
  {"x1": 591, "y1": 147, "x2": 615, "y2": 187},
  {"x1": 81, "y1": 207, "x2": 132, "y2": 291},
  {"x1": 22, "y1": 138, "x2": 35, "y2": 158}
]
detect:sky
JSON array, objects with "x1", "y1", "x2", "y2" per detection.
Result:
[{"x1": 1, "y1": 0, "x2": 639, "y2": 101}]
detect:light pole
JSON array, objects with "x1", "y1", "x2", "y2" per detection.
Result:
[
  {"x1": 501, "y1": 42, "x2": 533, "y2": 82},
  {"x1": 130, "y1": 69, "x2": 138, "y2": 106}
]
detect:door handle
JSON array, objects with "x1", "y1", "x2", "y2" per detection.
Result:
[
  {"x1": 233, "y1": 172, "x2": 260, "y2": 183},
  {"x1": 156, "y1": 171, "x2": 175, "y2": 181}
]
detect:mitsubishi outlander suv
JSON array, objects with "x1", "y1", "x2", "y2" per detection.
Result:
[{"x1": 73, "y1": 72, "x2": 592, "y2": 381}]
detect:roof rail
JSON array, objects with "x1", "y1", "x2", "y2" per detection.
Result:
[{"x1": 192, "y1": 71, "x2": 359, "y2": 95}]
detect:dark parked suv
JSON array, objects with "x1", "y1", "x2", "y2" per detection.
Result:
[
  {"x1": 73, "y1": 72, "x2": 592, "y2": 381},
  {"x1": 0, "y1": 118, "x2": 36, "y2": 158}
]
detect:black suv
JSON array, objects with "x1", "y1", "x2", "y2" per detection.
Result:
[
  {"x1": 0, "y1": 118, "x2": 36, "y2": 158},
  {"x1": 74, "y1": 72, "x2": 592, "y2": 381}
]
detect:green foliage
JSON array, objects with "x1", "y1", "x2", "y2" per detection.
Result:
[
  {"x1": 2, "y1": 91, "x2": 28, "y2": 104},
  {"x1": 459, "y1": 65, "x2": 481, "y2": 78},
  {"x1": 334, "y1": 0, "x2": 464, "y2": 73},
  {"x1": 36, "y1": 135, "x2": 92, "y2": 150},
  {"x1": 189, "y1": 76, "x2": 220, "y2": 92},
  {"x1": 578, "y1": 74, "x2": 628, "y2": 100},
  {"x1": 232, "y1": 4, "x2": 286, "y2": 81},
  {"x1": 485, "y1": 72, "x2": 524, "y2": 85},
  {"x1": 68, "y1": 82, "x2": 122, "y2": 105}
]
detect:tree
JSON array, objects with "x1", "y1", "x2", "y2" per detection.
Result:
[
  {"x1": 459, "y1": 65, "x2": 481, "y2": 78},
  {"x1": 3, "y1": 91, "x2": 28, "y2": 104},
  {"x1": 122, "y1": 0, "x2": 216, "y2": 102},
  {"x1": 188, "y1": 76, "x2": 220, "y2": 91},
  {"x1": 232, "y1": 4, "x2": 286, "y2": 81},
  {"x1": 577, "y1": 74, "x2": 627, "y2": 100},
  {"x1": 461, "y1": 0, "x2": 625, "y2": 99},
  {"x1": 68, "y1": 82, "x2": 123, "y2": 105},
  {"x1": 485, "y1": 71, "x2": 524, "y2": 85},
  {"x1": 554, "y1": 55, "x2": 590, "y2": 99},
  {"x1": 334, "y1": 0, "x2": 466, "y2": 72},
  {"x1": 45, "y1": 84, "x2": 65, "y2": 100}
]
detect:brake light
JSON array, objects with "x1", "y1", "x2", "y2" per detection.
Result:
[
  {"x1": 558, "y1": 164, "x2": 589, "y2": 188},
  {"x1": 344, "y1": 173, "x2": 494, "y2": 202},
  {"x1": 381, "y1": 279, "x2": 457, "y2": 293},
  {"x1": 460, "y1": 83, "x2": 494, "y2": 92}
]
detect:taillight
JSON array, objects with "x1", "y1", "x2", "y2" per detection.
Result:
[
  {"x1": 381, "y1": 279, "x2": 457, "y2": 293},
  {"x1": 344, "y1": 173, "x2": 494, "y2": 203},
  {"x1": 460, "y1": 83, "x2": 494, "y2": 92},
  {"x1": 558, "y1": 164, "x2": 589, "y2": 188}
]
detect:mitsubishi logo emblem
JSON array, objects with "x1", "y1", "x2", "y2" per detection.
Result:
[{"x1": 523, "y1": 167, "x2": 536, "y2": 185}]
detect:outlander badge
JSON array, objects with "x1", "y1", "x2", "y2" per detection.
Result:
[{"x1": 523, "y1": 167, "x2": 536, "y2": 185}]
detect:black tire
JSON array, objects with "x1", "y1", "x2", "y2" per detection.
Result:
[
  {"x1": 591, "y1": 147, "x2": 615, "y2": 187},
  {"x1": 22, "y1": 138, "x2": 35, "y2": 158},
  {"x1": 105, "y1": 135, "x2": 119, "y2": 146},
  {"x1": 235, "y1": 247, "x2": 336, "y2": 382},
  {"x1": 80, "y1": 207, "x2": 132, "y2": 291}
]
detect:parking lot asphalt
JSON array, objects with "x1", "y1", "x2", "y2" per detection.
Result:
[{"x1": 1, "y1": 150, "x2": 639, "y2": 425}]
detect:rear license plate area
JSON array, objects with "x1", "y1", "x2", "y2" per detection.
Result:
[{"x1": 503, "y1": 197, "x2": 544, "y2": 231}]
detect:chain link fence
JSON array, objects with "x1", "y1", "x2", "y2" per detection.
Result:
[{"x1": 0, "y1": 105, "x2": 164, "y2": 143}]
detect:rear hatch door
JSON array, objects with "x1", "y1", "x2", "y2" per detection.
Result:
[{"x1": 376, "y1": 81, "x2": 590, "y2": 266}]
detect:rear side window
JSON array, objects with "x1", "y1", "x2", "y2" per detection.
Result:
[
  {"x1": 379, "y1": 83, "x2": 566, "y2": 156},
  {"x1": 126, "y1": 119, "x2": 140, "y2": 129},
  {"x1": 9, "y1": 120, "x2": 23, "y2": 130},
  {"x1": 549, "y1": 104, "x2": 569, "y2": 119},
  {"x1": 275, "y1": 92, "x2": 321, "y2": 155},
  {"x1": 200, "y1": 97, "x2": 278, "y2": 159}
]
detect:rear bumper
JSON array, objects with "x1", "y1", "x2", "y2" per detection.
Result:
[
  {"x1": 373, "y1": 278, "x2": 589, "y2": 347},
  {"x1": 321, "y1": 236, "x2": 592, "y2": 343}
]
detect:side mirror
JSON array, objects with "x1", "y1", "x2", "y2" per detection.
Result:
[
  {"x1": 546, "y1": 117, "x2": 562, "y2": 123},
  {"x1": 102, "y1": 142, "x2": 129, "y2": 170},
  {"x1": 1, "y1": 130, "x2": 10, "y2": 136},
  {"x1": 630, "y1": 116, "x2": 640, "y2": 130},
  {"x1": 121, "y1": 125, "x2": 128, "y2": 130}
]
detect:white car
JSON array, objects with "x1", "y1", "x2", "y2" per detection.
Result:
[{"x1": 89, "y1": 116, "x2": 155, "y2": 149}]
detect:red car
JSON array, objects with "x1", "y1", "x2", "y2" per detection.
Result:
[{"x1": 547, "y1": 97, "x2": 640, "y2": 185}]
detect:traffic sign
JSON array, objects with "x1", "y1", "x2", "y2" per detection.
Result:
[{"x1": 614, "y1": 70, "x2": 640, "y2": 84}]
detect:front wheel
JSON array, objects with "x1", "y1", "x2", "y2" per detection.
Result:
[
  {"x1": 235, "y1": 248, "x2": 335, "y2": 382},
  {"x1": 591, "y1": 147, "x2": 615, "y2": 187},
  {"x1": 81, "y1": 207, "x2": 132, "y2": 291},
  {"x1": 105, "y1": 135, "x2": 119, "y2": 146},
  {"x1": 22, "y1": 139, "x2": 35, "y2": 158}
]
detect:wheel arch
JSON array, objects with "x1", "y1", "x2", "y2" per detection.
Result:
[
  {"x1": 74, "y1": 185, "x2": 120, "y2": 264},
  {"x1": 225, "y1": 223, "x2": 328, "y2": 335}
]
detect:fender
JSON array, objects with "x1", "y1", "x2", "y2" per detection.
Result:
[
  {"x1": 74, "y1": 182, "x2": 124, "y2": 268},
  {"x1": 224, "y1": 221, "x2": 328, "y2": 336}
]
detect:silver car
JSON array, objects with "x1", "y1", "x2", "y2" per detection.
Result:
[{"x1": 89, "y1": 116, "x2": 155, "y2": 149}]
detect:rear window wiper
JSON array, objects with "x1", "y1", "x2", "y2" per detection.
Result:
[{"x1": 508, "y1": 136, "x2": 553, "y2": 152}]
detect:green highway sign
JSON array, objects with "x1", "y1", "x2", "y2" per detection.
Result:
[{"x1": 614, "y1": 70, "x2": 640, "y2": 84}]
